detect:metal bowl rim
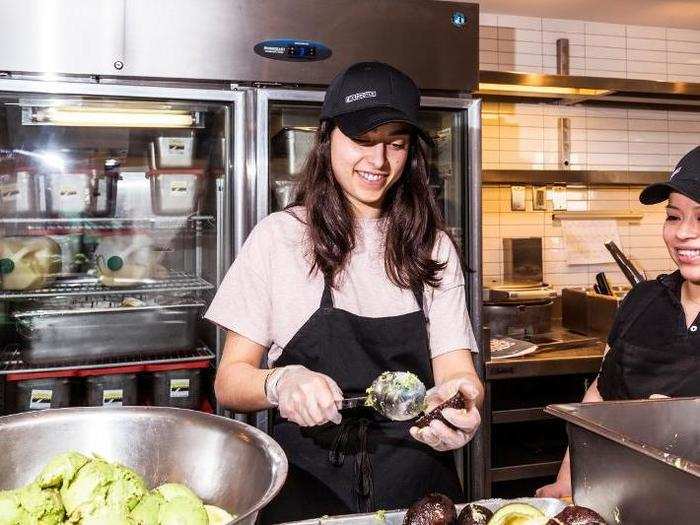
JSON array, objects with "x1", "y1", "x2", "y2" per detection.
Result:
[{"x1": 0, "y1": 406, "x2": 289, "y2": 524}]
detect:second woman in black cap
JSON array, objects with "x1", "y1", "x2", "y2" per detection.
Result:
[
  {"x1": 206, "y1": 61, "x2": 483, "y2": 522},
  {"x1": 538, "y1": 145, "x2": 700, "y2": 499}
]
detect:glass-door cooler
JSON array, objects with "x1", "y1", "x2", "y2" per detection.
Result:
[{"x1": 0, "y1": 83, "x2": 240, "y2": 415}]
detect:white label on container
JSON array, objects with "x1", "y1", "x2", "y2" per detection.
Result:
[
  {"x1": 59, "y1": 185, "x2": 78, "y2": 197},
  {"x1": 29, "y1": 389, "x2": 53, "y2": 410},
  {"x1": 0, "y1": 183, "x2": 19, "y2": 202},
  {"x1": 167, "y1": 139, "x2": 187, "y2": 154},
  {"x1": 103, "y1": 389, "x2": 124, "y2": 406},
  {"x1": 170, "y1": 181, "x2": 189, "y2": 196},
  {"x1": 170, "y1": 379, "x2": 190, "y2": 398}
]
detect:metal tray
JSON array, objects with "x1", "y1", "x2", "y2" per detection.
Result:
[
  {"x1": 547, "y1": 398, "x2": 700, "y2": 525},
  {"x1": 13, "y1": 302, "x2": 204, "y2": 365},
  {"x1": 280, "y1": 498, "x2": 566, "y2": 525}
]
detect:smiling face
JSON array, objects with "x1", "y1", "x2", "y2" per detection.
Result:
[
  {"x1": 330, "y1": 122, "x2": 411, "y2": 218},
  {"x1": 663, "y1": 191, "x2": 700, "y2": 283}
]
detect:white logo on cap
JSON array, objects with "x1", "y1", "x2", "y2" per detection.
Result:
[
  {"x1": 670, "y1": 166, "x2": 682, "y2": 180},
  {"x1": 345, "y1": 91, "x2": 377, "y2": 104}
]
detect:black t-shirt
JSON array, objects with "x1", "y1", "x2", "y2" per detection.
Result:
[{"x1": 597, "y1": 271, "x2": 700, "y2": 400}]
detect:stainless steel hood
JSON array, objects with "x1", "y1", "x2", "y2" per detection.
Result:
[{"x1": 478, "y1": 70, "x2": 700, "y2": 111}]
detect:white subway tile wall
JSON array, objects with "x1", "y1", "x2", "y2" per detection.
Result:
[
  {"x1": 481, "y1": 102, "x2": 696, "y2": 171},
  {"x1": 479, "y1": 13, "x2": 700, "y2": 82},
  {"x1": 477, "y1": 13, "x2": 697, "y2": 290},
  {"x1": 481, "y1": 185, "x2": 676, "y2": 290}
]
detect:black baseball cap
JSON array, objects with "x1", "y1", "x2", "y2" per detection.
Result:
[
  {"x1": 640, "y1": 146, "x2": 700, "y2": 204},
  {"x1": 320, "y1": 61, "x2": 431, "y2": 143}
]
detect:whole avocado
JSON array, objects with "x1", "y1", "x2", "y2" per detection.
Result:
[
  {"x1": 404, "y1": 494, "x2": 456, "y2": 525},
  {"x1": 548, "y1": 505, "x2": 607, "y2": 525}
]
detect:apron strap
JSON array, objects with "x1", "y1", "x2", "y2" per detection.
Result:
[
  {"x1": 321, "y1": 273, "x2": 334, "y2": 309},
  {"x1": 328, "y1": 417, "x2": 375, "y2": 513}
]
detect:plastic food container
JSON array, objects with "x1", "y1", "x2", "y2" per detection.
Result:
[
  {"x1": 8, "y1": 378, "x2": 71, "y2": 412},
  {"x1": 94, "y1": 232, "x2": 164, "y2": 287},
  {"x1": 43, "y1": 163, "x2": 118, "y2": 218},
  {"x1": 156, "y1": 136, "x2": 195, "y2": 168},
  {"x1": 0, "y1": 164, "x2": 42, "y2": 218},
  {"x1": 0, "y1": 236, "x2": 62, "y2": 291},
  {"x1": 86, "y1": 373, "x2": 139, "y2": 407},
  {"x1": 14, "y1": 301, "x2": 204, "y2": 365},
  {"x1": 271, "y1": 127, "x2": 316, "y2": 175},
  {"x1": 150, "y1": 368, "x2": 202, "y2": 409},
  {"x1": 147, "y1": 168, "x2": 205, "y2": 216}
]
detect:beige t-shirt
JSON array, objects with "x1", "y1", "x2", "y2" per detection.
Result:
[{"x1": 205, "y1": 208, "x2": 479, "y2": 366}]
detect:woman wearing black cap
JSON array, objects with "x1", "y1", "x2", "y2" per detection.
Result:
[
  {"x1": 206, "y1": 61, "x2": 482, "y2": 522},
  {"x1": 537, "y1": 146, "x2": 700, "y2": 499}
]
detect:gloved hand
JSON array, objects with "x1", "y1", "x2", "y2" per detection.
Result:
[
  {"x1": 409, "y1": 377, "x2": 481, "y2": 451},
  {"x1": 268, "y1": 365, "x2": 343, "y2": 427},
  {"x1": 535, "y1": 479, "x2": 571, "y2": 499}
]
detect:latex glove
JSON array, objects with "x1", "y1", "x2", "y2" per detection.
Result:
[
  {"x1": 269, "y1": 365, "x2": 343, "y2": 427},
  {"x1": 535, "y1": 479, "x2": 571, "y2": 499},
  {"x1": 409, "y1": 377, "x2": 481, "y2": 451}
]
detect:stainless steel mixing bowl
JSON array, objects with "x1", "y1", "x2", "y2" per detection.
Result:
[{"x1": 0, "y1": 406, "x2": 288, "y2": 525}]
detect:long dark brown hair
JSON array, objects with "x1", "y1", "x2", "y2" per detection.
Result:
[{"x1": 290, "y1": 120, "x2": 449, "y2": 291}]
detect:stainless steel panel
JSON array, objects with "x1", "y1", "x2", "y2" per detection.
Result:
[
  {"x1": 121, "y1": 0, "x2": 478, "y2": 91},
  {"x1": 0, "y1": 407, "x2": 288, "y2": 525},
  {"x1": 0, "y1": 0, "x2": 126, "y2": 76},
  {"x1": 547, "y1": 398, "x2": 700, "y2": 525},
  {"x1": 15, "y1": 302, "x2": 204, "y2": 364}
]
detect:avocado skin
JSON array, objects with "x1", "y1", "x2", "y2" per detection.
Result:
[
  {"x1": 403, "y1": 493, "x2": 456, "y2": 525},
  {"x1": 415, "y1": 394, "x2": 466, "y2": 430},
  {"x1": 552, "y1": 505, "x2": 607, "y2": 525}
]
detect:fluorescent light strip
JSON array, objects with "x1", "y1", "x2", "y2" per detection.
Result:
[
  {"x1": 478, "y1": 83, "x2": 610, "y2": 97},
  {"x1": 37, "y1": 107, "x2": 195, "y2": 128}
]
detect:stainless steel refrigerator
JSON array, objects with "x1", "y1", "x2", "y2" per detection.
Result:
[{"x1": 0, "y1": 0, "x2": 482, "y2": 498}]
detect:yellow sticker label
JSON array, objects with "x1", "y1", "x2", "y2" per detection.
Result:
[
  {"x1": 170, "y1": 378, "x2": 190, "y2": 398},
  {"x1": 170, "y1": 181, "x2": 189, "y2": 195},
  {"x1": 30, "y1": 389, "x2": 53, "y2": 410},
  {"x1": 103, "y1": 389, "x2": 124, "y2": 406}
]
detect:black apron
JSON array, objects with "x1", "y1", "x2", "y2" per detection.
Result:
[
  {"x1": 260, "y1": 276, "x2": 463, "y2": 524},
  {"x1": 599, "y1": 279, "x2": 700, "y2": 400}
]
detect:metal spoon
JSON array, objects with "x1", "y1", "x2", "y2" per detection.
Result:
[{"x1": 338, "y1": 371, "x2": 427, "y2": 421}]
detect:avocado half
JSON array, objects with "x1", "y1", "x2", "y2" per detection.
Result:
[
  {"x1": 486, "y1": 502, "x2": 548, "y2": 525},
  {"x1": 457, "y1": 503, "x2": 493, "y2": 525}
]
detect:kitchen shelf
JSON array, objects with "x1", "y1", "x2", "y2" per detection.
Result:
[
  {"x1": 478, "y1": 70, "x2": 700, "y2": 111},
  {"x1": 0, "y1": 343, "x2": 215, "y2": 377},
  {"x1": 0, "y1": 215, "x2": 215, "y2": 230},
  {"x1": 0, "y1": 271, "x2": 214, "y2": 299},
  {"x1": 482, "y1": 169, "x2": 667, "y2": 186}
]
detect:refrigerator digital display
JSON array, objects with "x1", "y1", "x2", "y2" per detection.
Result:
[{"x1": 254, "y1": 39, "x2": 331, "y2": 62}]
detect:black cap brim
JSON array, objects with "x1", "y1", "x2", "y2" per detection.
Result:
[
  {"x1": 334, "y1": 107, "x2": 433, "y2": 145},
  {"x1": 640, "y1": 179, "x2": 700, "y2": 205}
]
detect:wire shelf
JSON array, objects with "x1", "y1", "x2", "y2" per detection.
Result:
[
  {"x1": 0, "y1": 344, "x2": 215, "y2": 376},
  {"x1": 0, "y1": 271, "x2": 214, "y2": 299},
  {"x1": 0, "y1": 215, "x2": 215, "y2": 231}
]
